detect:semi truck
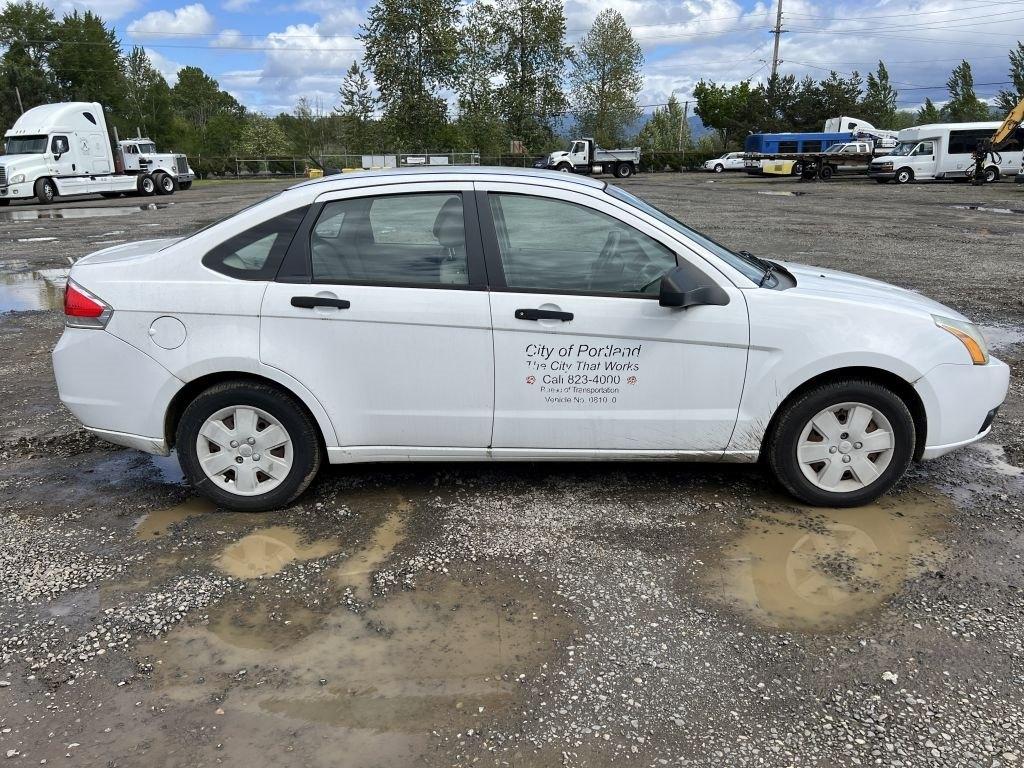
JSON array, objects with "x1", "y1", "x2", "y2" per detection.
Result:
[
  {"x1": 537, "y1": 138, "x2": 640, "y2": 178},
  {"x1": 0, "y1": 101, "x2": 194, "y2": 205}
]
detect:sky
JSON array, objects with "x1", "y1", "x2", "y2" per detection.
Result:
[{"x1": 20, "y1": 0, "x2": 1024, "y2": 118}]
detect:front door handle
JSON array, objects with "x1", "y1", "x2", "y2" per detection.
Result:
[
  {"x1": 515, "y1": 308, "x2": 573, "y2": 322},
  {"x1": 291, "y1": 296, "x2": 350, "y2": 309}
]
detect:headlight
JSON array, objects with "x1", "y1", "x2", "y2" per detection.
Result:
[
  {"x1": 9, "y1": 173, "x2": 25, "y2": 184},
  {"x1": 933, "y1": 315, "x2": 989, "y2": 365}
]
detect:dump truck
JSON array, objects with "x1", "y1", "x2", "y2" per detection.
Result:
[{"x1": 538, "y1": 138, "x2": 640, "y2": 178}]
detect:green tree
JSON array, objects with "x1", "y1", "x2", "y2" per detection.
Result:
[
  {"x1": 475, "y1": 0, "x2": 570, "y2": 150},
  {"x1": 235, "y1": 114, "x2": 291, "y2": 156},
  {"x1": 0, "y1": 1, "x2": 58, "y2": 126},
  {"x1": 943, "y1": 60, "x2": 991, "y2": 122},
  {"x1": 122, "y1": 47, "x2": 173, "y2": 145},
  {"x1": 51, "y1": 11, "x2": 126, "y2": 111},
  {"x1": 569, "y1": 9, "x2": 644, "y2": 146},
  {"x1": 335, "y1": 61, "x2": 376, "y2": 152},
  {"x1": 916, "y1": 97, "x2": 942, "y2": 124},
  {"x1": 995, "y1": 43, "x2": 1024, "y2": 114},
  {"x1": 817, "y1": 70, "x2": 863, "y2": 119},
  {"x1": 360, "y1": 0, "x2": 460, "y2": 150},
  {"x1": 170, "y1": 66, "x2": 245, "y2": 155},
  {"x1": 636, "y1": 94, "x2": 687, "y2": 152},
  {"x1": 693, "y1": 79, "x2": 769, "y2": 148},
  {"x1": 455, "y1": 6, "x2": 506, "y2": 155},
  {"x1": 860, "y1": 61, "x2": 898, "y2": 128}
]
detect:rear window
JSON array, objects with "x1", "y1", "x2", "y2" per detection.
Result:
[{"x1": 202, "y1": 207, "x2": 307, "y2": 280}]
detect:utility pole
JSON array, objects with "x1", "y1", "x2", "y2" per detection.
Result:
[
  {"x1": 770, "y1": 0, "x2": 784, "y2": 81},
  {"x1": 15, "y1": 86, "x2": 24, "y2": 115}
]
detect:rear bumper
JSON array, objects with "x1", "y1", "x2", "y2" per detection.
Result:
[
  {"x1": 915, "y1": 358, "x2": 1010, "y2": 459},
  {"x1": 53, "y1": 327, "x2": 183, "y2": 452}
]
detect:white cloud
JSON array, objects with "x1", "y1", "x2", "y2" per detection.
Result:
[
  {"x1": 42, "y1": 0, "x2": 140, "y2": 20},
  {"x1": 144, "y1": 47, "x2": 184, "y2": 85},
  {"x1": 221, "y1": 0, "x2": 251, "y2": 10},
  {"x1": 127, "y1": 3, "x2": 216, "y2": 37}
]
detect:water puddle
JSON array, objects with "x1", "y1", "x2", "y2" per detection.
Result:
[
  {"x1": 135, "y1": 498, "x2": 217, "y2": 540},
  {"x1": 982, "y1": 324, "x2": 1024, "y2": 352},
  {"x1": 0, "y1": 268, "x2": 68, "y2": 312},
  {"x1": 0, "y1": 202, "x2": 173, "y2": 221},
  {"x1": 757, "y1": 189, "x2": 806, "y2": 196},
  {"x1": 969, "y1": 442, "x2": 1023, "y2": 478},
  {"x1": 951, "y1": 204, "x2": 1024, "y2": 215},
  {"x1": 149, "y1": 452, "x2": 185, "y2": 484},
  {"x1": 141, "y1": 571, "x2": 572, "y2": 763},
  {"x1": 216, "y1": 527, "x2": 340, "y2": 578},
  {"x1": 705, "y1": 490, "x2": 950, "y2": 632}
]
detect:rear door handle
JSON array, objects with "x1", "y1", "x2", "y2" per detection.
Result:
[
  {"x1": 515, "y1": 308, "x2": 573, "y2": 322},
  {"x1": 291, "y1": 296, "x2": 351, "y2": 309}
]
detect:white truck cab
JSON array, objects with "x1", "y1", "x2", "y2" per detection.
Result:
[
  {"x1": 541, "y1": 137, "x2": 640, "y2": 178},
  {"x1": 1, "y1": 102, "x2": 194, "y2": 205},
  {"x1": 869, "y1": 122, "x2": 1023, "y2": 184}
]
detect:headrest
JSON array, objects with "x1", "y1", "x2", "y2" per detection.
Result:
[{"x1": 432, "y1": 197, "x2": 465, "y2": 249}]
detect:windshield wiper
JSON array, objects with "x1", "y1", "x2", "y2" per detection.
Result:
[{"x1": 739, "y1": 249, "x2": 776, "y2": 286}]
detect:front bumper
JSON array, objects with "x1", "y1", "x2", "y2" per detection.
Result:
[
  {"x1": 915, "y1": 358, "x2": 1010, "y2": 459},
  {"x1": 869, "y1": 169, "x2": 895, "y2": 179}
]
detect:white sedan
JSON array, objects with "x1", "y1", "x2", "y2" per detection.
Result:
[
  {"x1": 703, "y1": 152, "x2": 746, "y2": 172},
  {"x1": 53, "y1": 168, "x2": 1008, "y2": 512}
]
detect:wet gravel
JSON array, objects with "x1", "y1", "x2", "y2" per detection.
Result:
[{"x1": 0, "y1": 175, "x2": 1023, "y2": 766}]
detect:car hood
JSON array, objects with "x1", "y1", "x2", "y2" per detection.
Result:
[
  {"x1": 779, "y1": 261, "x2": 967, "y2": 320},
  {"x1": 0, "y1": 153, "x2": 44, "y2": 167},
  {"x1": 76, "y1": 238, "x2": 182, "y2": 265}
]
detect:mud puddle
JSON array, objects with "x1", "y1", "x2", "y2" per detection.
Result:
[
  {"x1": 217, "y1": 527, "x2": 340, "y2": 578},
  {"x1": 135, "y1": 497, "x2": 217, "y2": 540},
  {"x1": 334, "y1": 494, "x2": 411, "y2": 599},
  {"x1": 140, "y1": 570, "x2": 572, "y2": 766},
  {"x1": 969, "y1": 442, "x2": 1023, "y2": 478},
  {"x1": 705, "y1": 490, "x2": 951, "y2": 631},
  {"x1": 0, "y1": 268, "x2": 68, "y2": 312},
  {"x1": 0, "y1": 202, "x2": 174, "y2": 221},
  {"x1": 756, "y1": 189, "x2": 807, "y2": 196},
  {"x1": 952, "y1": 204, "x2": 1024, "y2": 215}
]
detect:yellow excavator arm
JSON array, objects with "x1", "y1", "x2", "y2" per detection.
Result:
[{"x1": 992, "y1": 94, "x2": 1024, "y2": 148}]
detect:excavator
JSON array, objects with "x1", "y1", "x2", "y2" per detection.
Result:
[{"x1": 972, "y1": 94, "x2": 1024, "y2": 185}]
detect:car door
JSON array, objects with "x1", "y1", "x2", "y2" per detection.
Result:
[
  {"x1": 477, "y1": 182, "x2": 750, "y2": 453},
  {"x1": 726, "y1": 153, "x2": 744, "y2": 170},
  {"x1": 910, "y1": 140, "x2": 936, "y2": 179},
  {"x1": 48, "y1": 135, "x2": 88, "y2": 196},
  {"x1": 260, "y1": 182, "x2": 495, "y2": 451}
]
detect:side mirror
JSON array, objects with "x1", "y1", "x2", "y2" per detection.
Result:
[{"x1": 659, "y1": 265, "x2": 730, "y2": 309}]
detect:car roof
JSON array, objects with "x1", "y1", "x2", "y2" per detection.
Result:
[{"x1": 287, "y1": 165, "x2": 608, "y2": 193}]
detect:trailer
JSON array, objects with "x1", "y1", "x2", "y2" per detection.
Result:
[
  {"x1": 0, "y1": 101, "x2": 194, "y2": 205},
  {"x1": 538, "y1": 138, "x2": 640, "y2": 178},
  {"x1": 746, "y1": 141, "x2": 882, "y2": 181}
]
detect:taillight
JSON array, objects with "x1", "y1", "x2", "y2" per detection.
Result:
[{"x1": 64, "y1": 281, "x2": 112, "y2": 329}]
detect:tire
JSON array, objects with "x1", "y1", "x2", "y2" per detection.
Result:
[
  {"x1": 791, "y1": 162, "x2": 804, "y2": 177},
  {"x1": 766, "y1": 380, "x2": 915, "y2": 508},
  {"x1": 713, "y1": 164, "x2": 724, "y2": 173},
  {"x1": 34, "y1": 177, "x2": 57, "y2": 204},
  {"x1": 137, "y1": 174, "x2": 156, "y2": 196},
  {"x1": 179, "y1": 180, "x2": 193, "y2": 191},
  {"x1": 984, "y1": 166, "x2": 999, "y2": 183},
  {"x1": 894, "y1": 167, "x2": 914, "y2": 185},
  {"x1": 819, "y1": 164, "x2": 834, "y2": 181},
  {"x1": 176, "y1": 381, "x2": 322, "y2": 512},
  {"x1": 556, "y1": 163, "x2": 573, "y2": 173},
  {"x1": 154, "y1": 172, "x2": 176, "y2": 195},
  {"x1": 614, "y1": 162, "x2": 634, "y2": 179}
]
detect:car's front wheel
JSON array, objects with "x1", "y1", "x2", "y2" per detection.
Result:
[
  {"x1": 176, "y1": 381, "x2": 322, "y2": 512},
  {"x1": 766, "y1": 380, "x2": 915, "y2": 507}
]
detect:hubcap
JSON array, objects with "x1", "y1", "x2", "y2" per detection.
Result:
[
  {"x1": 796, "y1": 402, "x2": 895, "y2": 493},
  {"x1": 195, "y1": 405, "x2": 293, "y2": 496}
]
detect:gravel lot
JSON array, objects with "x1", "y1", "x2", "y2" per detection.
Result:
[{"x1": 1, "y1": 173, "x2": 1023, "y2": 767}]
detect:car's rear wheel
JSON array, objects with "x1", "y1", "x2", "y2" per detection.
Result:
[
  {"x1": 176, "y1": 381, "x2": 322, "y2": 512},
  {"x1": 766, "y1": 380, "x2": 915, "y2": 507},
  {"x1": 137, "y1": 174, "x2": 156, "y2": 196},
  {"x1": 154, "y1": 171, "x2": 176, "y2": 195}
]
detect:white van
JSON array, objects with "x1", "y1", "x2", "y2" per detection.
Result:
[{"x1": 869, "y1": 122, "x2": 1023, "y2": 184}]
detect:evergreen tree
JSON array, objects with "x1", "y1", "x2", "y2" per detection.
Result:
[
  {"x1": 860, "y1": 61, "x2": 898, "y2": 128},
  {"x1": 995, "y1": 43, "x2": 1024, "y2": 114},
  {"x1": 569, "y1": 9, "x2": 644, "y2": 146},
  {"x1": 360, "y1": 0, "x2": 460, "y2": 150},
  {"x1": 943, "y1": 60, "x2": 992, "y2": 121},
  {"x1": 636, "y1": 94, "x2": 686, "y2": 152},
  {"x1": 916, "y1": 97, "x2": 942, "y2": 124},
  {"x1": 51, "y1": 11, "x2": 126, "y2": 112},
  {"x1": 817, "y1": 70, "x2": 863, "y2": 119},
  {"x1": 335, "y1": 61, "x2": 376, "y2": 152},
  {"x1": 455, "y1": 4, "x2": 506, "y2": 155}
]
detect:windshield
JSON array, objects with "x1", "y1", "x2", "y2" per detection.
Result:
[
  {"x1": 824, "y1": 144, "x2": 845, "y2": 154},
  {"x1": 606, "y1": 185, "x2": 764, "y2": 284},
  {"x1": 4, "y1": 135, "x2": 48, "y2": 155},
  {"x1": 138, "y1": 143, "x2": 156, "y2": 153},
  {"x1": 890, "y1": 142, "x2": 916, "y2": 156}
]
